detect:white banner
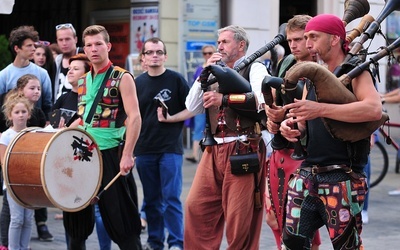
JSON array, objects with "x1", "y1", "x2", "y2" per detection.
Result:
[{"x1": 0, "y1": 0, "x2": 15, "y2": 14}]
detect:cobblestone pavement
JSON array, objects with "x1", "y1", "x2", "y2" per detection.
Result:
[{"x1": 5, "y1": 103, "x2": 400, "y2": 249}]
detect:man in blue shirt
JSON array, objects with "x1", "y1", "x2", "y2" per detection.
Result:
[{"x1": 0, "y1": 25, "x2": 52, "y2": 120}]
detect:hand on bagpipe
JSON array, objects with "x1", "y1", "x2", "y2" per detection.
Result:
[
  {"x1": 199, "y1": 66, "x2": 212, "y2": 91},
  {"x1": 265, "y1": 105, "x2": 286, "y2": 134},
  {"x1": 262, "y1": 76, "x2": 286, "y2": 133},
  {"x1": 262, "y1": 75, "x2": 307, "y2": 159}
]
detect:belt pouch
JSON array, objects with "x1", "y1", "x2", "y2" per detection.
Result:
[{"x1": 230, "y1": 141, "x2": 260, "y2": 175}]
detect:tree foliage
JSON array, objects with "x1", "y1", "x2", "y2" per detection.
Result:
[{"x1": 0, "y1": 35, "x2": 12, "y2": 70}]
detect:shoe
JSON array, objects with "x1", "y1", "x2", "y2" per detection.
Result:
[
  {"x1": 361, "y1": 210, "x2": 369, "y2": 224},
  {"x1": 37, "y1": 224, "x2": 54, "y2": 241},
  {"x1": 185, "y1": 156, "x2": 197, "y2": 163},
  {"x1": 388, "y1": 189, "x2": 400, "y2": 196}
]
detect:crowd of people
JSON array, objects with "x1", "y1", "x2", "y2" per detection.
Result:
[
  {"x1": 0, "y1": 11, "x2": 393, "y2": 250},
  {"x1": 0, "y1": 25, "x2": 53, "y2": 250},
  {"x1": 0, "y1": 23, "x2": 143, "y2": 250}
]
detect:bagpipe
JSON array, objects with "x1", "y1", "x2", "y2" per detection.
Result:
[
  {"x1": 280, "y1": 0, "x2": 400, "y2": 143},
  {"x1": 199, "y1": 0, "x2": 400, "y2": 151},
  {"x1": 336, "y1": 0, "x2": 400, "y2": 75},
  {"x1": 262, "y1": 0, "x2": 372, "y2": 159}
]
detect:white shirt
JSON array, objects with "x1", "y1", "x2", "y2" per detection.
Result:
[
  {"x1": 185, "y1": 56, "x2": 272, "y2": 148},
  {"x1": 185, "y1": 56, "x2": 268, "y2": 114}
]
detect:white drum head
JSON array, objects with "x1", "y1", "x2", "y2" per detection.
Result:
[{"x1": 42, "y1": 128, "x2": 102, "y2": 212}]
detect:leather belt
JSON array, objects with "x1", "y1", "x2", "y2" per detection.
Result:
[
  {"x1": 297, "y1": 164, "x2": 352, "y2": 175},
  {"x1": 214, "y1": 127, "x2": 253, "y2": 138},
  {"x1": 214, "y1": 131, "x2": 239, "y2": 137},
  {"x1": 214, "y1": 123, "x2": 266, "y2": 138}
]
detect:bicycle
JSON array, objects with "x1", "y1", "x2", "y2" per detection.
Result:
[{"x1": 369, "y1": 122, "x2": 400, "y2": 188}]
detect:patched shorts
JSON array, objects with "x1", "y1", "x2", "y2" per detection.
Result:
[{"x1": 282, "y1": 171, "x2": 367, "y2": 250}]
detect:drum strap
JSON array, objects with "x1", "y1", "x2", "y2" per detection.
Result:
[{"x1": 85, "y1": 65, "x2": 114, "y2": 124}]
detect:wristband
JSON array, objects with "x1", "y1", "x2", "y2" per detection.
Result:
[{"x1": 222, "y1": 95, "x2": 229, "y2": 107}]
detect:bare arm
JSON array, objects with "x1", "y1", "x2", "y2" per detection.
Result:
[
  {"x1": 157, "y1": 108, "x2": 195, "y2": 123},
  {"x1": 382, "y1": 94, "x2": 400, "y2": 103},
  {"x1": 119, "y1": 73, "x2": 142, "y2": 175},
  {"x1": 382, "y1": 88, "x2": 400, "y2": 98},
  {"x1": 284, "y1": 71, "x2": 382, "y2": 123},
  {"x1": 382, "y1": 88, "x2": 400, "y2": 103},
  {"x1": 68, "y1": 118, "x2": 81, "y2": 128}
]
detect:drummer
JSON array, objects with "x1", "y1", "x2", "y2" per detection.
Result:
[
  {"x1": 54, "y1": 53, "x2": 113, "y2": 250},
  {"x1": 68, "y1": 25, "x2": 142, "y2": 249}
]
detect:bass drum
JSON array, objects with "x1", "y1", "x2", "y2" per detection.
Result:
[{"x1": 3, "y1": 127, "x2": 102, "y2": 212}]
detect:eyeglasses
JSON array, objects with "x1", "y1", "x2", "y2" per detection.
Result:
[
  {"x1": 35, "y1": 40, "x2": 50, "y2": 46},
  {"x1": 203, "y1": 52, "x2": 213, "y2": 56},
  {"x1": 56, "y1": 23, "x2": 74, "y2": 30},
  {"x1": 144, "y1": 50, "x2": 165, "y2": 56}
]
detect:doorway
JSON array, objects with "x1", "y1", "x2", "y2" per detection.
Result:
[{"x1": 279, "y1": 0, "x2": 317, "y2": 55}]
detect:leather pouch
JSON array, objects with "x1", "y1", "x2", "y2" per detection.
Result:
[{"x1": 230, "y1": 152, "x2": 260, "y2": 175}]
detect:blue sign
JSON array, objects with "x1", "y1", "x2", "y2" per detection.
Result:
[{"x1": 186, "y1": 41, "x2": 216, "y2": 52}]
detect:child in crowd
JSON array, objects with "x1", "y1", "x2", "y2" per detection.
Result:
[
  {"x1": 0, "y1": 95, "x2": 34, "y2": 250},
  {"x1": 0, "y1": 74, "x2": 46, "y2": 250},
  {"x1": 8, "y1": 74, "x2": 46, "y2": 127}
]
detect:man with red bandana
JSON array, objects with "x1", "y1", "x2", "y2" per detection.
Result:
[
  {"x1": 279, "y1": 14, "x2": 382, "y2": 249},
  {"x1": 264, "y1": 15, "x2": 321, "y2": 250}
]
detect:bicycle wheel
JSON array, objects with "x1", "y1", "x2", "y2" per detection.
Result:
[{"x1": 369, "y1": 141, "x2": 389, "y2": 188}]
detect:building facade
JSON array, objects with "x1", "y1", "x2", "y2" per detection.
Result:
[{"x1": 0, "y1": 0, "x2": 393, "y2": 91}]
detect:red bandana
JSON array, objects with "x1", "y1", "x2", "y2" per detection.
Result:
[{"x1": 305, "y1": 14, "x2": 349, "y2": 52}]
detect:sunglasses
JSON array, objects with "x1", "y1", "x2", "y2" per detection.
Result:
[
  {"x1": 56, "y1": 23, "x2": 74, "y2": 30},
  {"x1": 203, "y1": 52, "x2": 213, "y2": 56},
  {"x1": 35, "y1": 40, "x2": 50, "y2": 46}
]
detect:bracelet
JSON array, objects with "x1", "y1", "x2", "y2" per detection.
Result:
[{"x1": 222, "y1": 95, "x2": 229, "y2": 107}]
